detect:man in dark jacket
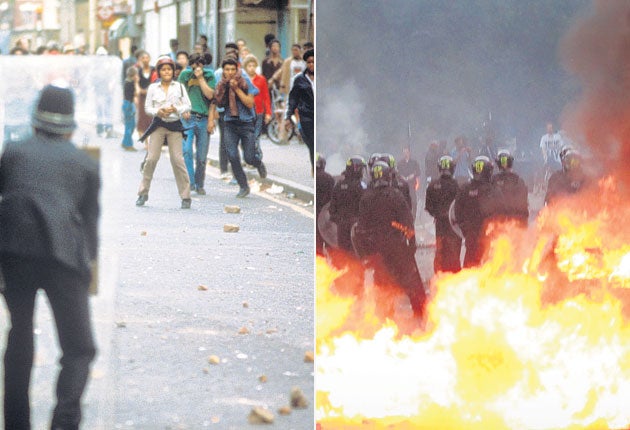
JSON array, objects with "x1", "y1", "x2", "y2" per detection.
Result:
[
  {"x1": 425, "y1": 155, "x2": 461, "y2": 273},
  {"x1": 0, "y1": 82, "x2": 100, "y2": 430},
  {"x1": 286, "y1": 49, "x2": 314, "y2": 171},
  {"x1": 545, "y1": 149, "x2": 588, "y2": 206}
]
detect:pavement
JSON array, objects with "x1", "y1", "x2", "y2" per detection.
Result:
[{"x1": 0, "y1": 129, "x2": 315, "y2": 430}]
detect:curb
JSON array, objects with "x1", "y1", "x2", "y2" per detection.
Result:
[{"x1": 207, "y1": 157, "x2": 314, "y2": 203}]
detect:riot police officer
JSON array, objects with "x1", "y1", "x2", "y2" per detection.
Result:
[
  {"x1": 316, "y1": 153, "x2": 335, "y2": 255},
  {"x1": 375, "y1": 153, "x2": 413, "y2": 210},
  {"x1": 545, "y1": 149, "x2": 587, "y2": 205},
  {"x1": 353, "y1": 161, "x2": 426, "y2": 319},
  {"x1": 425, "y1": 155, "x2": 462, "y2": 273},
  {"x1": 454, "y1": 155, "x2": 503, "y2": 268},
  {"x1": 491, "y1": 149, "x2": 529, "y2": 226},
  {"x1": 329, "y1": 155, "x2": 366, "y2": 253}
]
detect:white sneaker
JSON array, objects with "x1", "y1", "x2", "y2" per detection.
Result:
[{"x1": 220, "y1": 172, "x2": 231, "y2": 180}]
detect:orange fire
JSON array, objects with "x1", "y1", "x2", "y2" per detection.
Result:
[{"x1": 316, "y1": 176, "x2": 630, "y2": 430}]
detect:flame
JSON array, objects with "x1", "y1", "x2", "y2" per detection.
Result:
[{"x1": 316, "y1": 177, "x2": 630, "y2": 429}]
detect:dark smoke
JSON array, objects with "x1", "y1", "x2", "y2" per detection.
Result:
[{"x1": 560, "y1": 0, "x2": 630, "y2": 187}]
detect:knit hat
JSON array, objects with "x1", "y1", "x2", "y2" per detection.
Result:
[{"x1": 32, "y1": 81, "x2": 76, "y2": 134}]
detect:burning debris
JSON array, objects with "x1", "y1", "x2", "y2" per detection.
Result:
[{"x1": 316, "y1": 179, "x2": 630, "y2": 429}]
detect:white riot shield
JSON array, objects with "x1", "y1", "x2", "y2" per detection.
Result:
[{"x1": 0, "y1": 56, "x2": 123, "y2": 151}]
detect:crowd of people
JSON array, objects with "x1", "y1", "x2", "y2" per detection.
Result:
[
  {"x1": 119, "y1": 35, "x2": 315, "y2": 206},
  {"x1": 122, "y1": 36, "x2": 315, "y2": 206},
  {"x1": 316, "y1": 122, "x2": 591, "y2": 322},
  {"x1": 7, "y1": 34, "x2": 314, "y2": 206}
]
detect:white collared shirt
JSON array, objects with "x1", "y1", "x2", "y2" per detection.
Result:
[{"x1": 145, "y1": 80, "x2": 191, "y2": 122}]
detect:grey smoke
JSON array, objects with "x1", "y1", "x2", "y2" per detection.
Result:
[{"x1": 317, "y1": 0, "x2": 591, "y2": 164}]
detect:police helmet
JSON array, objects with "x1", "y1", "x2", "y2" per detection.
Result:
[
  {"x1": 559, "y1": 144, "x2": 575, "y2": 162},
  {"x1": 438, "y1": 155, "x2": 455, "y2": 176},
  {"x1": 378, "y1": 153, "x2": 397, "y2": 169},
  {"x1": 367, "y1": 153, "x2": 382, "y2": 170},
  {"x1": 370, "y1": 160, "x2": 393, "y2": 187},
  {"x1": 316, "y1": 153, "x2": 326, "y2": 170},
  {"x1": 471, "y1": 155, "x2": 493, "y2": 181},
  {"x1": 345, "y1": 155, "x2": 366, "y2": 179},
  {"x1": 495, "y1": 149, "x2": 514, "y2": 170},
  {"x1": 561, "y1": 149, "x2": 582, "y2": 172}
]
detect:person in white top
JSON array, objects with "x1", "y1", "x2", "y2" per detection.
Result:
[
  {"x1": 136, "y1": 56, "x2": 193, "y2": 209},
  {"x1": 540, "y1": 122, "x2": 563, "y2": 171}
]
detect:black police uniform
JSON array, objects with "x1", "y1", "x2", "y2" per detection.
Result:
[
  {"x1": 454, "y1": 179, "x2": 502, "y2": 268},
  {"x1": 355, "y1": 186, "x2": 426, "y2": 317},
  {"x1": 316, "y1": 168, "x2": 335, "y2": 255},
  {"x1": 544, "y1": 170, "x2": 587, "y2": 206},
  {"x1": 425, "y1": 174, "x2": 461, "y2": 273},
  {"x1": 329, "y1": 175, "x2": 364, "y2": 253},
  {"x1": 491, "y1": 170, "x2": 529, "y2": 226}
]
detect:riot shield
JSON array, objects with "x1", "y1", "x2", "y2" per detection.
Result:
[
  {"x1": 317, "y1": 201, "x2": 338, "y2": 248},
  {"x1": 449, "y1": 199, "x2": 465, "y2": 240}
]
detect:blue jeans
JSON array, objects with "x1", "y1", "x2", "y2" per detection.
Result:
[
  {"x1": 122, "y1": 100, "x2": 136, "y2": 148},
  {"x1": 182, "y1": 114, "x2": 210, "y2": 189},
  {"x1": 253, "y1": 113, "x2": 264, "y2": 160},
  {"x1": 223, "y1": 119, "x2": 259, "y2": 190}
]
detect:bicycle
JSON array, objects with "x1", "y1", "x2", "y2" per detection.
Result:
[{"x1": 265, "y1": 85, "x2": 299, "y2": 144}]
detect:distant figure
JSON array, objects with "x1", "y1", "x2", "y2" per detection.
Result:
[
  {"x1": 540, "y1": 122, "x2": 563, "y2": 172},
  {"x1": 122, "y1": 66, "x2": 140, "y2": 151},
  {"x1": 398, "y1": 144, "x2": 421, "y2": 219},
  {"x1": 451, "y1": 135, "x2": 473, "y2": 186},
  {"x1": 0, "y1": 82, "x2": 100, "y2": 430},
  {"x1": 424, "y1": 141, "x2": 441, "y2": 186},
  {"x1": 168, "y1": 39, "x2": 179, "y2": 61},
  {"x1": 135, "y1": 50, "x2": 156, "y2": 137}
]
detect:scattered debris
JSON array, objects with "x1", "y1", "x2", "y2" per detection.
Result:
[
  {"x1": 303, "y1": 351, "x2": 314, "y2": 363},
  {"x1": 286, "y1": 192, "x2": 295, "y2": 199},
  {"x1": 197, "y1": 284, "x2": 208, "y2": 291},
  {"x1": 140, "y1": 231, "x2": 147, "y2": 236},
  {"x1": 248, "y1": 407, "x2": 274, "y2": 424},
  {"x1": 266, "y1": 328, "x2": 278, "y2": 334},
  {"x1": 238, "y1": 326, "x2": 250, "y2": 335},
  {"x1": 265, "y1": 184, "x2": 284, "y2": 195},
  {"x1": 224, "y1": 205, "x2": 241, "y2": 214},
  {"x1": 223, "y1": 224, "x2": 240, "y2": 233},
  {"x1": 290, "y1": 387, "x2": 308, "y2": 409},
  {"x1": 243, "y1": 301, "x2": 249, "y2": 308},
  {"x1": 202, "y1": 367, "x2": 209, "y2": 374},
  {"x1": 115, "y1": 321, "x2": 126, "y2": 328},
  {"x1": 208, "y1": 355, "x2": 220, "y2": 365},
  {"x1": 278, "y1": 406, "x2": 291, "y2": 415},
  {"x1": 258, "y1": 374, "x2": 267, "y2": 383}
]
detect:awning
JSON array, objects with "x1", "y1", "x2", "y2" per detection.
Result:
[{"x1": 108, "y1": 17, "x2": 128, "y2": 40}]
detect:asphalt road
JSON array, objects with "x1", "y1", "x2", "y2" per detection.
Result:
[{"x1": 0, "y1": 132, "x2": 315, "y2": 430}]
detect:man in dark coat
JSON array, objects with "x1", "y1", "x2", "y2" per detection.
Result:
[
  {"x1": 0, "y1": 82, "x2": 100, "y2": 430},
  {"x1": 425, "y1": 155, "x2": 462, "y2": 273},
  {"x1": 544, "y1": 149, "x2": 588, "y2": 206}
]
